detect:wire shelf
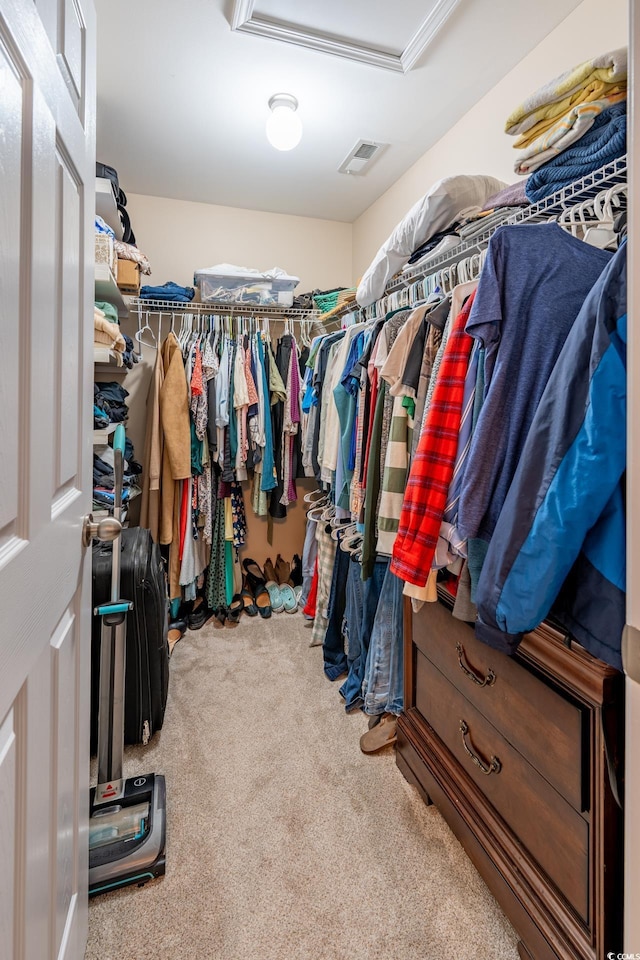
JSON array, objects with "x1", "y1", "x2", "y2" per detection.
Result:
[
  {"x1": 127, "y1": 298, "x2": 321, "y2": 320},
  {"x1": 385, "y1": 155, "x2": 627, "y2": 294}
]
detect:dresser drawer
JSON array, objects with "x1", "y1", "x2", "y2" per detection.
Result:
[
  {"x1": 415, "y1": 650, "x2": 589, "y2": 921},
  {"x1": 412, "y1": 601, "x2": 586, "y2": 812}
]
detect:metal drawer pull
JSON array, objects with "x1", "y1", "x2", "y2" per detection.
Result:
[
  {"x1": 459, "y1": 720, "x2": 502, "y2": 775},
  {"x1": 456, "y1": 642, "x2": 496, "y2": 687}
]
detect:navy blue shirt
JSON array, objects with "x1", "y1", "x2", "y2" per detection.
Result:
[{"x1": 457, "y1": 222, "x2": 612, "y2": 543}]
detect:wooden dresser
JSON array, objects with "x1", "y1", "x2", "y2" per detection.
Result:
[{"x1": 397, "y1": 592, "x2": 624, "y2": 960}]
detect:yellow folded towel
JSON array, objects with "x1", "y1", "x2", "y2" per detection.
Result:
[
  {"x1": 505, "y1": 47, "x2": 627, "y2": 137},
  {"x1": 513, "y1": 81, "x2": 626, "y2": 148},
  {"x1": 513, "y1": 88, "x2": 627, "y2": 175}
]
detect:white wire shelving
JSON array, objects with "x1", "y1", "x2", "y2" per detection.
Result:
[
  {"x1": 389, "y1": 154, "x2": 628, "y2": 292},
  {"x1": 127, "y1": 297, "x2": 321, "y2": 321},
  {"x1": 334, "y1": 155, "x2": 628, "y2": 324}
]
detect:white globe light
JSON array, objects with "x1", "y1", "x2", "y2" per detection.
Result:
[{"x1": 266, "y1": 94, "x2": 302, "y2": 151}]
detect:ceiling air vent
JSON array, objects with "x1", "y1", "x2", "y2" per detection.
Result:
[{"x1": 338, "y1": 139, "x2": 388, "y2": 176}]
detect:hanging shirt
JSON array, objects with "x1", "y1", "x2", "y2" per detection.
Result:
[
  {"x1": 390, "y1": 292, "x2": 476, "y2": 586},
  {"x1": 457, "y1": 223, "x2": 612, "y2": 544},
  {"x1": 474, "y1": 243, "x2": 627, "y2": 670}
]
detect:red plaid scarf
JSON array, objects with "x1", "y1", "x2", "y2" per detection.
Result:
[{"x1": 391, "y1": 290, "x2": 476, "y2": 585}]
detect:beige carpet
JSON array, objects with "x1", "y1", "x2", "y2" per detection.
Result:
[{"x1": 86, "y1": 612, "x2": 519, "y2": 960}]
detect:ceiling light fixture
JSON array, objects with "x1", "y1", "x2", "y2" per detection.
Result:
[{"x1": 266, "y1": 93, "x2": 302, "y2": 152}]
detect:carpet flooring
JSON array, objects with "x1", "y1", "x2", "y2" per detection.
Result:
[{"x1": 86, "y1": 612, "x2": 519, "y2": 960}]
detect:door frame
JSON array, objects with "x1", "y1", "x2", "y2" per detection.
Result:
[{"x1": 625, "y1": 0, "x2": 640, "y2": 951}]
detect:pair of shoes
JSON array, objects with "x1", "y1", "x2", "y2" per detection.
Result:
[
  {"x1": 168, "y1": 618, "x2": 187, "y2": 655},
  {"x1": 359, "y1": 713, "x2": 398, "y2": 754},
  {"x1": 188, "y1": 600, "x2": 214, "y2": 631},
  {"x1": 265, "y1": 580, "x2": 298, "y2": 614},
  {"x1": 242, "y1": 559, "x2": 272, "y2": 618},
  {"x1": 263, "y1": 554, "x2": 292, "y2": 586}
]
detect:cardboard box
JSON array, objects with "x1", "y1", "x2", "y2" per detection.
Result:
[{"x1": 116, "y1": 258, "x2": 140, "y2": 295}]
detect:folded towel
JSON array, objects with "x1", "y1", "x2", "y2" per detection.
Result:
[
  {"x1": 525, "y1": 102, "x2": 626, "y2": 203},
  {"x1": 94, "y1": 300, "x2": 120, "y2": 324},
  {"x1": 481, "y1": 180, "x2": 528, "y2": 210},
  {"x1": 514, "y1": 90, "x2": 627, "y2": 175},
  {"x1": 514, "y1": 81, "x2": 626, "y2": 147},
  {"x1": 94, "y1": 314, "x2": 126, "y2": 353},
  {"x1": 506, "y1": 47, "x2": 627, "y2": 137},
  {"x1": 140, "y1": 281, "x2": 195, "y2": 302}
]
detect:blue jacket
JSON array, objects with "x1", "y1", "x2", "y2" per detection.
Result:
[{"x1": 474, "y1": 243, "x2": 627, "y2": 670}]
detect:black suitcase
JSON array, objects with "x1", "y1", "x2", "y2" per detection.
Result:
[{"x1": 91, "y1": 527, "x2": 169, "y2": 751}]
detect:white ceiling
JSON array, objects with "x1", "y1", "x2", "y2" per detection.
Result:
[{"x1": 95, "y1": 0, "x2": 584, "y2": 222}]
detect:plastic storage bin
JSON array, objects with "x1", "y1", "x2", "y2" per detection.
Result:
[{"x1": 194, "y1": 268, "x2": 299, "y2": 307}]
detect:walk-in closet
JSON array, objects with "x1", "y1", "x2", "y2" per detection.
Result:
[{"x1": 1, "y1": 1, "x2": 639, "y2": 958}]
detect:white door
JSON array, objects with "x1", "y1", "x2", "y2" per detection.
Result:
[{"x1": 0, "y1": 1, "x2": 95, "y2": 958}]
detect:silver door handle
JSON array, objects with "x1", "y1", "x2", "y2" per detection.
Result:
[{"x1": 82, "y1": 513, "x2": 122, "y2": 546}]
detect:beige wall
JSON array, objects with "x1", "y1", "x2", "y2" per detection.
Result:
[
  {"x1": 126, "y1": 192, "x2": 353, "y2": 293},
  {"x1": 352, "y1": 0, "x2": 629, "y2": 281},
  {"x1": 105, "y1": 195, "x2": 352, "y2": 560}
]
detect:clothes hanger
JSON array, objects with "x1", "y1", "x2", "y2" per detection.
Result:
[
  {"x1": 330, "y1": 520, "x2": 357, "y2": 542},
  {"x1": 582, "y1": 187, "x2": 625, "y2": 249},
  {"x1": 134, "y1": 309, "x2": 157, "y2": 358}
]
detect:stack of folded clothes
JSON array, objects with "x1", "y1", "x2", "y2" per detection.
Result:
[
  {"x1": 94, "y1": 301, "x2": 139, "y2": 369},
  {"x1": 139, "y1": 281, "x2": 195, "y2": 302},
  {"x1": 504, "y1": 47, "x2": 627, "y2": 201},
  {"x1": 316, "y1": 287, "x2": 357, "y2": 321},
  {"x1": 311, "y1": 287, "x2": 348, "y2": 313}
]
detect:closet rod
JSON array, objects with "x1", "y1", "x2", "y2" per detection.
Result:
[{"x1": 127, "y1": 298, "x2": 322, "y2": 320}]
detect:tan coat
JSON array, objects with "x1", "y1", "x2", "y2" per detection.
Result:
[
  {"x1": 140, "y1": 332, "x2": 191, "y2": 598},
  {"x1": 140, "y1": 348, "x2": 164, "y2": 540}
]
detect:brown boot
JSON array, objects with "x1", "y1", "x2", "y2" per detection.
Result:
[
  {"x1": 263, "y1": 556, "x2": 277, "y2": 583},
  {"x1": 275, "y1": 553, "x2": 291, "y2": 585}
]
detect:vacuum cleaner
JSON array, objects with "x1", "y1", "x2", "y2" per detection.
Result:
[{"x1": 87, "y1": 424, "x2": 166, "y2": 896}]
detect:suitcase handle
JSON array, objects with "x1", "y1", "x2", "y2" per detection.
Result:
[{"x1": 113, "y1": 424, "x2": 126, "y2": 457}]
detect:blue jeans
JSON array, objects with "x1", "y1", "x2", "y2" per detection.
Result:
[
  {"x1": 339, "y1": 557, "x2": 388, "y2": 711},
  {"x1": 362, "y1": 566, "x2": 404, "y2": 716},
  {"x1": 322, "y1": 544, "x2": 350, "y2": 680}
]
